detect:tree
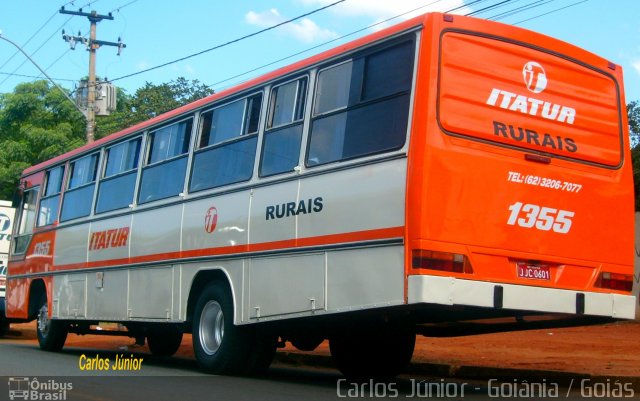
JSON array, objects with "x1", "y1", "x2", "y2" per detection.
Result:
[
  {"x1": 0, "y1": 77, "x2": 213, "y2": 199},
  {"x1": 629, "y1": 101, "x2": 640, "y2": 211},
  {"x1": 95, "y1": 77, "x2": 213, "y2": 139},
  {"x1": 629, "y1": 101, "x2": 639, "y2": 146},
  {"x1": 0, "y1": 80, "x2": 85, "y2": 199}
]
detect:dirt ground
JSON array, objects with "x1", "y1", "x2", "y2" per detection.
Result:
[{"x1": 4, "y1": 318, "x2": 639, "y2": 379}]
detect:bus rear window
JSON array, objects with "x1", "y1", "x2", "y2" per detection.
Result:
[{"x1": 437, "y1": 31, "x2": 622, "y2": 168}]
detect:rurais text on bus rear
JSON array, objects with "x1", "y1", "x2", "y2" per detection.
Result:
[{"x1": 486, "y1": 61, "x2": 578, "y2": 153}]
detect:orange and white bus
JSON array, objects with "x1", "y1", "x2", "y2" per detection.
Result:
[{"x1": 6, "y1": 12, "x2": 636, "y2": 378}]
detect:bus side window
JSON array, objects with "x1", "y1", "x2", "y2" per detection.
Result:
[
  {"x1": 96, "y1": 137, "x2": 142, "y2": 213},
  {"x1": 190, "y1": 93, "x2": 262, "y2": 192},
  {"x1": 307, "y1": 40, "x2": 414, "y2": 166},
  {"x1": 37, "y1": 166, "x2": 64, "y2": 227},
  {"x1": 138, "y1": 119, "x2": 192, "y2": 204},
  {"x1": 60, "y1": 153, "x2": 99, "y2": 221},
  {"x1": 260, "y1": 77, "x2": 307, "y2": 177},
  {"x1": 13, "y1": 187, "x2": 39, "y2": 254}
]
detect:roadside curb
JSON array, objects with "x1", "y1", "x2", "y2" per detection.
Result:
[{"x1": 273, "y1": 352, "x2": 640, "y2": 387}]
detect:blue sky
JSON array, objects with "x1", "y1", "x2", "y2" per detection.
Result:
[{"x1": 0, "y1": 0, "x2": 639, "y2": 104}]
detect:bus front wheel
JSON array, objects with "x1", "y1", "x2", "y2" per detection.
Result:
[
  {"x1": 192, "y1": 283, "x2": 251, "y2": 374},
  {"x1": 36, "y1": 295, "x2": 68, "y2": 351}
]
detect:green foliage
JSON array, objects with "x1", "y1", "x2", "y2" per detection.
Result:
[
  {"x1": 0, "y1": 77, "x2": 213, "y2": 200},
  {"x1": 96, "y1": 78, "x2": 212, "y2": 139},
  {"x1": 0, "y1": 80, "x2": 85, "y2": 199},
  {"x1": 629, "y1": 101, "x2": 639, "y2": 145},
  {"x1": 629, "y1": 101, "x2": 640, "y2": 211}
]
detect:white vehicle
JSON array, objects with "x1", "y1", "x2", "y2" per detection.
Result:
[
  {"x1": 0, "y1": 200, "x2": 14, "y2": 333},
  {"x1": 0, "y1": 200, "x2": 14, "y2": 272}
]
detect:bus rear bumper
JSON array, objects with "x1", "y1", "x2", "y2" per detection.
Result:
[{"x1": 407, "y1": 275, "x2": 637, "y2": 319}]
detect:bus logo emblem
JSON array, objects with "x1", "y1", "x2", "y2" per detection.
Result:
[
  {"x1": 204, "y1": 207, "x2": 218, "y2": 234},
  {"x1": 522, "y1": 61, "x2": 547, "y2": 94}
]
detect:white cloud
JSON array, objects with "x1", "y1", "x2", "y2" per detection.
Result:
[
  {"x1": 245, "y1": 9, "x2": 339, "y2": 43},
  {"x1": 246, "y1": 8, "x2": 282, "y2": 26},
  {"x1": 298, "y1": 0, "x2": 470, "y2": 21},
  {"x1": 633, "y1": 59, "x2": 640, "y2": 76}
]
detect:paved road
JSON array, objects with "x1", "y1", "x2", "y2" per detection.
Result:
[
  {"x1": 0, "y1": 332, "x2": 611, "y2": 401},
  {"x1": 0, "y1": 339, "x2": 496, "y2": 401}
]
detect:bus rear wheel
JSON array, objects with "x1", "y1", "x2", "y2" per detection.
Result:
[
  {"x1": 147, "y1": 324, "x2": 183, "y2": 357},
  {"x1": 36, "y1": 295, "x2": 68, "y2": 352},
  {"x1": 192, "y1": 282, "x2": 251, "y2": 374},
  {"x1": 329, "y1": 327, "x2": 415, "y2": 379}
]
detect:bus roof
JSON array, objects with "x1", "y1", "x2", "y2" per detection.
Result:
[{"x1": 22, "y1": 12, "x2": 623, "y2": 177}]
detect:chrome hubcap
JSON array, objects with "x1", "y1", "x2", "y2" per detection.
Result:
[
  {"x1": 199, "y1": 300, "x2": 224, "y2": 355},
  {"x1": 37, "y1": 303, "x2": 50, "y2": 338}
]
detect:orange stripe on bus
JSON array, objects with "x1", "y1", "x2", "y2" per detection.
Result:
[{"x1": 52, "y1": 226, "x2": 405, "y2": 271}]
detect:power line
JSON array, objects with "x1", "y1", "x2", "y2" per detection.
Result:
[
  {"x1": 110, "y1": 0, "x2": 348, "y2": 83},
  {"x1": 466, "y1": 0, "x2": 519, "y2": 16},
  {"x1": 0, "y1": 0, "x2": 594, "y2": 96},
  {"x1": 0, "y1": 1, "x2": 100, "y2": 88},
  {"x1": 486, "y1": 0, "x2": 551, "y2": 20},
  {"x1": 109, "y1": 0, "x2": 140, "y2": 14},
  {"x1": 207, "y1": 0, "x2": 520, "y2": 90},
  {"x1": 512, "y1": 0, "x2": 589, "y2": 24},
  {"x1": 0, "y1": 0, "x2": 78, "y2": 71},
  {"x1": 207, "y1": 0, "x2": 582, "y2": 92},
  {"x1": 209, "y1": 0, "x2": 456, "y2": 88},
  {"x1": 0, "y1": 71, "x2": 76, "y2": 82},
  {"x1": 0, "y1": 16, "x2": 74, "y2": 87},
  {"x1": 113, "y1": 0, "x2": 496, "y2": 85}
]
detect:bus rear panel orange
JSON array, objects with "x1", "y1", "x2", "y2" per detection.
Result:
[{"x1": 406, "y1": 14, "x2": 634, "y2": 304}]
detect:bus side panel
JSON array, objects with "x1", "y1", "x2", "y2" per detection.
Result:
[
  {"x1": 296, "y1": 159, "x2": 407, "y2": 240},
  {"x1": 249, "y1": 183, "x2": 297, "y2": 247},
  {"x1": 5, "y1": 277, "x2": 30, "y2": 319},
  {"x1": 183, "y1": 191, "x2": 251, "y2": 254},
  {"x1": 85, "y1": 269, "x2": 128, "y2": 320},
  {"x1": 131, "y1": 206, "x2": 182, "y2": 260},
  {"x1": 87, "y1": 215, "x2": 132, "y2": 265},
  {"x1": 325, "y1": 245, "x2": 404, "y2": 311},
  {"x1": 128, "y1": 265, "x2": 175, "y2": 319},
  {"x1": 53, "y1": 222, "x2": 90, "y2": 267},
  {"x1": 248, "y1": 253, "x2": 326, "y2": 319}
]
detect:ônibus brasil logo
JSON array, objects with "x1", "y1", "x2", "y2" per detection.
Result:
[{"x1": 522, "y1": 61, "x2": 547, "y2": 94}]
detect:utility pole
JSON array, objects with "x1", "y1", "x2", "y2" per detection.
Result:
[{"x1": 60, "y1": 7, "x2": 125, "y2": 143}]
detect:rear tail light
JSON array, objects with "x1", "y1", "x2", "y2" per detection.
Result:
[
  {"x1": 412, "y1": 250, "x2": 473, "y2": 273},
  {"x1": 596, "y1": 272, "x2": 633, "y2": 292}
]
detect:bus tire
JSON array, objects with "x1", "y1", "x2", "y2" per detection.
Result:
[
  {"x1": 243, "y1": 329, "x2": 277, "y2": 376},
  {"x1": 147, "y1": 325, "x2": 183, "y2": 357},
  {"x1": 329, "y1": 327, "x2": 415, "y2": 379},
  {"x1": 0, "y1": 318, "x2": 9, "y2": 336},
  {"x1": 192, "y1": 282, "x2": 251, "y2": 374},
  {"x1": 36, "y1": 294, "x2": 68, "y2": 352}
]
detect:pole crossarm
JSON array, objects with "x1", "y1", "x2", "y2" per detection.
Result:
[{"x1": 59, "y1": 7, "x2": 114, "y2": 22}]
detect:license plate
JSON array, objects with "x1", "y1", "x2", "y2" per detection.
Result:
[{"x1": 516, "y1": 262, "x2": 550, "y2": 281}]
